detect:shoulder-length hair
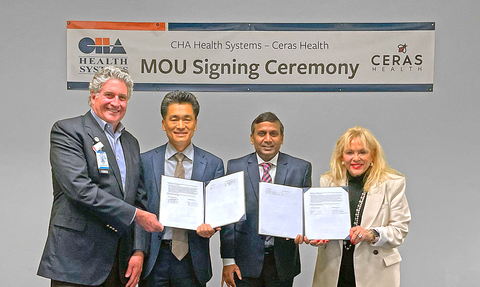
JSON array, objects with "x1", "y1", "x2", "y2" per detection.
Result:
[{"x1": 323, "y1": 126, "x2": 404, "y2": 191}]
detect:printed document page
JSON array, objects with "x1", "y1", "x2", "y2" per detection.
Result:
[
  {"x1": 304, "y1": 187, "x2": 351, "y2": 239},
  {"x1": 258, "y1": 182, "x2": 303, "y2": 239},
  {"x1": 159, "y1": 176, "x2": 204, "y2": 230},
  {"x1": 205, "y1": 171, "x2": 245, "y2": 228}
]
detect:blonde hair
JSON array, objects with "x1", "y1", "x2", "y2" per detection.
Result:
[{"x1": 324, "y1": 126, "x2": 404, "y2": 191}]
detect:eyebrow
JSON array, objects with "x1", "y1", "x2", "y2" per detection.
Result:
[{"x1": 169, "y1": 114, "x2": 193, "y2": 118}]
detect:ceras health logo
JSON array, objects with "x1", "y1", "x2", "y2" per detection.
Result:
[
  {"x1": 78, "y1": 37, "x2": 126, "y2": 54},
  {"x1": 370, "y1": 42, "x2": 422, "y2": 73}
]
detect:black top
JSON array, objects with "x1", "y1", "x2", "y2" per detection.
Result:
[
  {"x1": 338, "y1": 172, "x2": 368, "y2": 287},
  {"x1": 347, "y1": 172, "x2": 367, "y2": 227}
]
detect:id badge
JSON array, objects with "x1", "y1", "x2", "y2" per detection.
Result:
[{"x1": 96, "y1": 150, "x2": 109, "y2": 174}]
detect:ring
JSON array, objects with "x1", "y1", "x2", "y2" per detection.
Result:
[{"x1": 358, "y1": 234, "x2": 363, "y2": 238}]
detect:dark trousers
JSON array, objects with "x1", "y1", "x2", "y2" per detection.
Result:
[
  {"x1": 337, "y1": 242, "x2": 356, "y2": 287},
  {"x1": 234, "y1": 249, "x2": 294, "y2": 287},
  {"x1": 51, "y1": 246, "x2": 123, "y2": 287},
  {"x1": 139, "y1": 241, "x2": 203, "y2": 287}
]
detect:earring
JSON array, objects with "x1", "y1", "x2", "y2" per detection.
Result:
[
  {"x1": 342, "y1": 161, "x2": 345, "y2": 165},
  {"x1": 370, "y1": 162, "x2": 373, "y2": 166}
]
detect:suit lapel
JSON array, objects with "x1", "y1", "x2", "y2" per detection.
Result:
[
  {"x1": 121, "y1": 134, "x2": 132, "y2": 198},
  {"x1": 192, "y1": 145, "x2": 207, "y2": 182},
  {"x1": 147, "y1": 145, "x2": 166, "y2": 217},
  {"x1": 153, "y1": 145, "x2": 166, "y2": 196},
  {"x1": 246, "y1": 154, "x2": 260, "y2": 201},
  {"x1": 361, "y1": 183, "x2": 385, "y2": 228},
  {"x1": 84, "y1": 112, "x2": 124, "y2": 197},
  {"x1": 274, "y1": 152, "x2": 288, "y2": 185}
]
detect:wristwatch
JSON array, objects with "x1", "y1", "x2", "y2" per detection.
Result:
[{"x1": 368, "y1": 229, "x2": 380, "y2": 244}]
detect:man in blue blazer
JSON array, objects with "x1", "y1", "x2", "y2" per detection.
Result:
[
  {"x1": 140, "y1": 91, "x2": 224, "y2": 287},
  {"x1": 37, "y1": 66, "x2": 163, "y2": 287},
  {"x1": 221, "y1": 112, "x2": 312, "y2": 287}
]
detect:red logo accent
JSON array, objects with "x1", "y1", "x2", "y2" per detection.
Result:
[{"x1": 398, "y1": 44, "x2": 407, "y2": 54}]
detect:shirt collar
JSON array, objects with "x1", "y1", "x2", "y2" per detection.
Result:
[
  {"x1": 166, "y1": 142, "x2": 194, "y2": 161},
  {"x1": 90, "y1": 109, "x2": 125, "y2": 136},
  {"x1": 256, "y1": 152, "x2": 279, "y2": 167}
]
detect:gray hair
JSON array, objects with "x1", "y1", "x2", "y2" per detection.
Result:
[
  {"x1": 88, "y1": 66, "x2": 133, "y2": 106},
  {"x1": 160, "y1": 91, "x2": 200, "y2": 119}
]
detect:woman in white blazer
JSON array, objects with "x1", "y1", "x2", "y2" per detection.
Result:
[{"x1": 310, "y1": 126, "x2": 411, "y2": 287}]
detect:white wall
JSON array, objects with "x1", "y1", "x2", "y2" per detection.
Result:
[{"x1": 1, "y1": 1, "x2": 479, "y2": 286}]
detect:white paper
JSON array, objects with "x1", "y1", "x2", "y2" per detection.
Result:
[
  {"x1": 304, "y1": 187, "x2": 351, "y2": 240},
  {"x1": 159, "y1": 176, "x2": 204, "y2": 230},
  {"x1": 205, "y1": 171, "x2": 245, "y2": 228},
  {"x1": 159, "y1": 172, "x2": 246, "y2": 230},
  {"x1": 258, "y1": 182, "x2": 303, "y2": 239}
]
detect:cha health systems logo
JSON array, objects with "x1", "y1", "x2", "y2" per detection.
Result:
[
  {"x1": 77, "y1": 37, "x2": 128, "y2": 73},
  {"x1": 79, "y1": 37, "x2": 126, "y2": 54},
  {"x1": 371, "y1": 43, "x2": 423, "y2": 73}
]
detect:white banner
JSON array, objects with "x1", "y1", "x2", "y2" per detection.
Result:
[{"x1": 67, "y1": 22, "x2": 435, "y2": 92}]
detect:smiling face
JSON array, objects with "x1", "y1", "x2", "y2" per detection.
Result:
[
  {"x1": 90, "y1": 79, "x2": 128, "y2": 131},
  {"x1": 250, "y1": 121, "x2": 284, "y2": 162},
  {"x1": 343, "y1": 137, "x2": 373, "y2": 177},
  {"x1": 162, "y1": 103, "x2": 197, "y2": 152}
]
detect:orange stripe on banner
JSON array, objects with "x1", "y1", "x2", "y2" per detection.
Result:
[{"x1": 67, "y1": 21, "x2": 166, "y2": 31}]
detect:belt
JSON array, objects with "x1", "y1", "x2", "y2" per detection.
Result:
[
  {"x1": 161, "y1": 240, "x2": 172, "y2": 247},
  {"x1": 264, "y1": 246, "x2": 274, "y2": 255}
]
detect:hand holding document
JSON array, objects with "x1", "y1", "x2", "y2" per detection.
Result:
[
  {"x1": 159, "y1": 171, "x2": 245, "y2": 230},
  {"x1": 258, "y1": 183, "x2": 351, "y2": 240}
]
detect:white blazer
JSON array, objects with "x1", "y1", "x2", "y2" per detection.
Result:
[{"x1": 312, "y1": 174, "x2": 411, "y2": 287}]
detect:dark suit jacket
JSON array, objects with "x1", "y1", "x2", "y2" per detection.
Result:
[
  {"x1": 140, "y1": 143, "x2": 224, "y2": 285},
  {"x1": 220, "y1": 152, "x2": 312, "y2": 280},
  {"x1": 37, "y1": 111, "x2": 146, "y2": 285}
]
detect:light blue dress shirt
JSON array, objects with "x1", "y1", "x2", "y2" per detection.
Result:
[{"x1": 90, "y1": 110, "x2": 127, "y2": 192}]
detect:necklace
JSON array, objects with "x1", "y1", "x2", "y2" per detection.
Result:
[{"x1": 344, "y1": 178, "x2": 366, "y2": 250}]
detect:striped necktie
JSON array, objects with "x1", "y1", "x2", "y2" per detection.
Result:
[{"x1": 261, "y1": 162, "x2": 273, "y2": 183}]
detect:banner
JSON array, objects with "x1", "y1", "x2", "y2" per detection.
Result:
[{"x1": 67, "y1": 21, "x2": 435, "y2": 92}]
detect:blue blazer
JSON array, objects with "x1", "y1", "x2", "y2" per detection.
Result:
[
  {"x1": 220, "y1": 152, "x2": 312, "y2": 280},
  {"x1": 140, "y1": 144, "x2": 224, "y2": 285},
  {"x1": 37, "y1": 111, "x2": 146, "y2": 285}
]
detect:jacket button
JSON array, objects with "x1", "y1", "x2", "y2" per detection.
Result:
[{"x1": 373, "y1": 250, "x2": 379, "y2": 255}]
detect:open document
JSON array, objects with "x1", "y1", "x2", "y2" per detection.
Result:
[
  {"x1": 159, "y1": 171, "x2": 245, "y2": 230},
  {"x1": 258, "y1": 182, "x2": 350, "y2": 240}
]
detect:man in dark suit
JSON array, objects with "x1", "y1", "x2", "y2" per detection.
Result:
[
  {"x1": 37, "y1": 66, "x2": 163, "y2": 287},
  {"x1": 140, "y1": 91, "x2": 224, "y2": 287},
  {"x1": 221, "y1": 112, "x2": 312, "y2": 287}
]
